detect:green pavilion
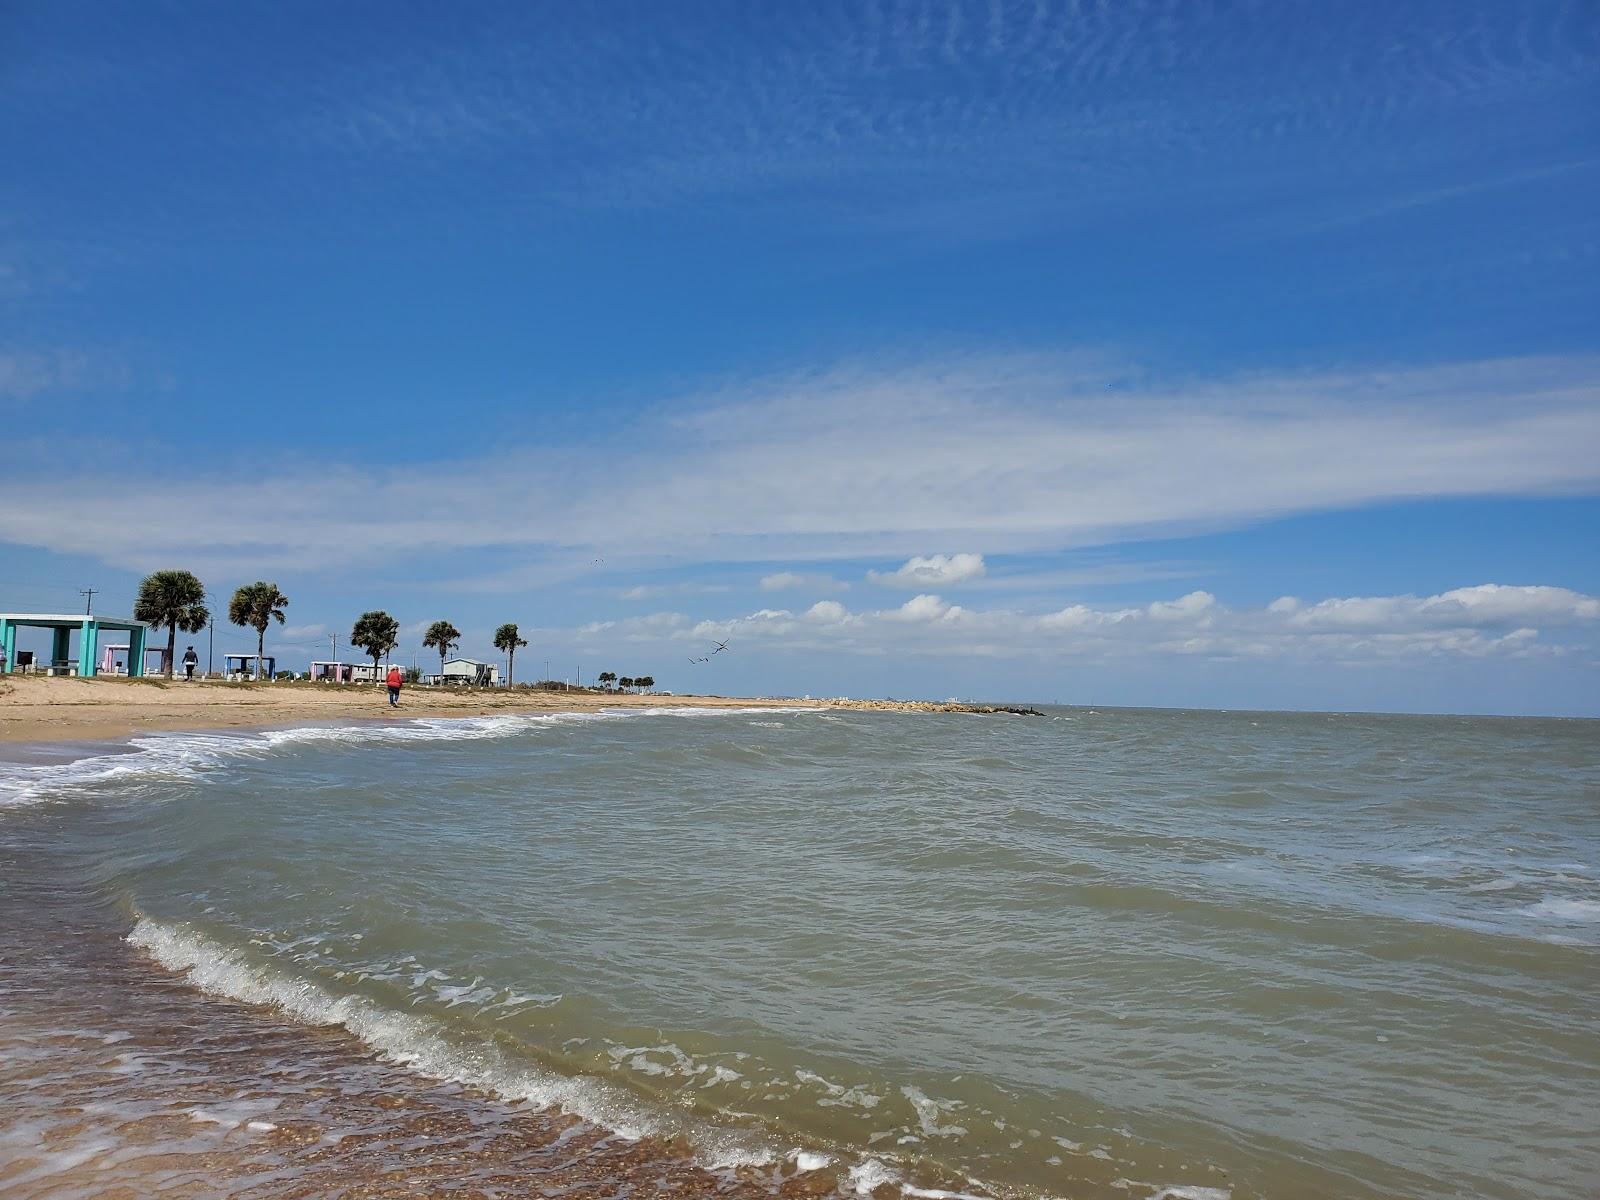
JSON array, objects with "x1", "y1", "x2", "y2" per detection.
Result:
[{"x1": 0, "y1": 613, "x2": 153, "y2": 677}]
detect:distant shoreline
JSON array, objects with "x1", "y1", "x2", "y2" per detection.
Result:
[{"x1": 0, "y1": 674, "x2": 1032, "y2": 748}]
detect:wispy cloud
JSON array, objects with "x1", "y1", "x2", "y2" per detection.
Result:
[
  {"x1": 965, "y1": 561, "x2": 1208, "y2": 591},
  {"x1": 620, "y1": 582, "x2": 736, "y2": 601},
  {"x1": 0, "y1": 351, "x2": 1595, "y2": 581},
  {"x1": 273, "y1": 1, "x2": 1596, "y2": 239},
  {"x1": 0, "y1": 346, "x2": 137, "y2": 401},
  {"x1": 275, "y1": 622, "x2": 328, "y2": 641},
  {"x1": 760, "y1": 572, "x2": 848, "y2": 593}
]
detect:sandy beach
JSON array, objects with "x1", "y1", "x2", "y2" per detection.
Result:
[
  {"x1": 0, "y1": 675, "x2": 818, "y2": 745},
  {"x1": 0, "y1": 674, "x2": 1017, "y2": 746}
]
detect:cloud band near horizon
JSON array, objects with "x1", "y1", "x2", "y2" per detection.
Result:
[{"x1": 1, "y1": 351, "x2": 1596, "y2": 588}]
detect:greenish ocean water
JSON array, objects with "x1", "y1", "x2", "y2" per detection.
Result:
[{"x1": 2, "y1": 705, "x2": 1596, "y2": 1199}]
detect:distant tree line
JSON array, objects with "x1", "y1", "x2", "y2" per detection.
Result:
[{"x1": 596, "y1": 671, "x2": 655, "y2": 693}]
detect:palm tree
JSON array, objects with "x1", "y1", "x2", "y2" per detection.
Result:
[
  {"x1": 493, "y1": 623, "x2": 528, "y2": 686},
  {"x1": 133, "y1": 570, "x2": 209, "y2": 678},
  {"x1": 228, "y1": 582, "x2": 288, "y2": 681},
  {"x1": 598, "y1": 671, "x2": 616, "y2": 691},
  {"x1": 350, "y1": 610, "x2": 400, "y2": 682},
  {"x1": 423, "y1": 620, "x2": 461, "y2": 679},
  {"x1": 637, "y1": 675, "x2": 655, "y2": 693},
  {"x1": 619, "y1": 676, "x2": 634, "y2": 693}
]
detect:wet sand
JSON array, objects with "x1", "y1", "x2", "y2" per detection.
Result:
[{"x1": 0, "y1": 868, "x2": 834, "y2": 1200}]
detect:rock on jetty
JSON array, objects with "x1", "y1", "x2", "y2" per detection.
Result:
[{"x1": 824, "y1": 698, "x2": 1043, "y2": 716}]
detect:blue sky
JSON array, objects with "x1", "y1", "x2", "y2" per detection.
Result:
[{"x1": 2, "y1": 0, "x2": 1598, "y2": 714}]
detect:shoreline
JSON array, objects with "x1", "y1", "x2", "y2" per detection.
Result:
[
  {"x1": 0, "y1": 674, "x2": 1034, "y2": 749},
  {"x1": 1, "y1": 844, "x2": 846, "y2": 1200}
]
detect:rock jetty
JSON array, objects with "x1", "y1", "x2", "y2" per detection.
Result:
[{"x1": 824, "y1": 698, "x2": 1044, "y2": 716}]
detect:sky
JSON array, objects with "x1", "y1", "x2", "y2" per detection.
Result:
[{"x1": 2, "y1": 0, "x2": 1598, "y2": 714}]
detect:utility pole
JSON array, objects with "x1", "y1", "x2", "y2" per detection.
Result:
[{"x1": 79, "y1": 587, "x2": 97, "y2": 614}]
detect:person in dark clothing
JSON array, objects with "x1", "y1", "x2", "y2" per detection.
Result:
[{"x1": 182, "y1": 646, "x2": 199, "y2": 682}]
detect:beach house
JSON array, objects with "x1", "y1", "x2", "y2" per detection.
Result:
[{"x1": 432, "y1": 657, "x2": 500, "y2": 686}]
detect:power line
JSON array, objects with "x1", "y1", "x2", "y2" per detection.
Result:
[{"x1": 79, "y1": 587, "x2": 98, "y2": 615}]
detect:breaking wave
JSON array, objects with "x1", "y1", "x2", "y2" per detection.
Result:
[
  {"x1": 127, "y1": 915, "x2": 793, "y2": 1172},
  {"x1": 0, "y1": 705, "x2": 821, "y2": 810}
]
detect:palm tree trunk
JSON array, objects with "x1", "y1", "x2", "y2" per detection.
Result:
[
  {"x1": 508, "y1": 648, "x2": 515, "y2": 687},
  {"x1": 165, "y1": 623, "x2": 176, "y2": 678},
  {"x1": 256, "y1": 626, "x2": 266, "y2": 681}
]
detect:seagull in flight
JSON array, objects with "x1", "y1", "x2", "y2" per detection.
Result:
[{"x1": 710, "y1": 640, "x2": 730, "y2": 655}]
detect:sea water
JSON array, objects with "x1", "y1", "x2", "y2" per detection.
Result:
[{"x1": 1, "y1": 705, "x2": 1595, "y2": 1199}]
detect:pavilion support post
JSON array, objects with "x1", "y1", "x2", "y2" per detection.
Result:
[
  {"x1": 129, "y1": 626, "x2": 147, "y2": 677},
  {"x1": 79, "y1": 620, "x2": 98, "y2": 678},
  {"x1": 0, "y1": 619, "x2": 12, "y2": 673},
  {"x1": 52, "y1": 626, "x2": 71, "y2": 672}
]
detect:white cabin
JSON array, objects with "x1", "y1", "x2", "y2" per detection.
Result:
[{"x1": 437, "y1": 657, "x2": 499, "y2": 686}]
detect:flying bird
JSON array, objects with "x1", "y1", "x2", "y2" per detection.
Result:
[{"x1": 710, "y1": 640, "x2": 730, "y2": 654}]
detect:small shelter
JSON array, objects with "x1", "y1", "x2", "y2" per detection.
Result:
[
  {"x1": 0, "y1": 613, "x2": 152, "y2": 677},
  {"x1": 98, "y1": 643, "x2": 168, "y2": 676},
  {"x1": 224, "y1": 653, "x2": 276, "y2": 681},
  {"x1": 310, "y1": 660, "x2": 356, "y2": 683}
]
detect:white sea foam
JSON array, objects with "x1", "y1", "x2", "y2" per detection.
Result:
[
  {"x1": 1522, "y1": 897, "x2": 1600, "y2": 922},
  {"x1": 900, "y1": 1086, "x2": 969, "y2": 1138},
  {"x1": 0, "y1": 705, "x2": 820, "y2": 810},
  {"x1": 126, "y1": 915, "x2": 783, "y2": 1172},
  {"x1": 188, "y1": 1099, "x2": 280, "y2": 1130},
  {"x1": 796, "y1": 1068, "x2": 882, "y2": 1109},
  {"x1": 849, "y1": 1158, "x2": 901, "y2": 1194}
]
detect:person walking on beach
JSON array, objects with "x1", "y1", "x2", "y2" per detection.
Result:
[
  {"x1": 182, "y1": 646, "x2": 198, "y2": 682},
  {"x1": 386, "y1": 665, "x2": 403, "y2": 708}
]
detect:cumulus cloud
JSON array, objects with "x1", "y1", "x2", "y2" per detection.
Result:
[
  {"x1": 892, "y1": 594, "x2": 960, "y2": 622},
  {"x1": 868, "y1": 553, "x2": 987, "y2": 589},
  {"x1": 804, "y1": 600, "x2": 850, "y2": 624},
  {"x1": 1283, "y1": 584, "x2": 1600, "y2": 631},
  {"x1": 573, "y1": 583, "x2": 1600, "y2": 665},
  {"x1": 1146, "y1": 591, "x2": 1216, "y2": 622}
]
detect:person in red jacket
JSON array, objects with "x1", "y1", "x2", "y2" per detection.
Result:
[{"x1": 386, "y1": 665, "x2": 403, "y2": 708}]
